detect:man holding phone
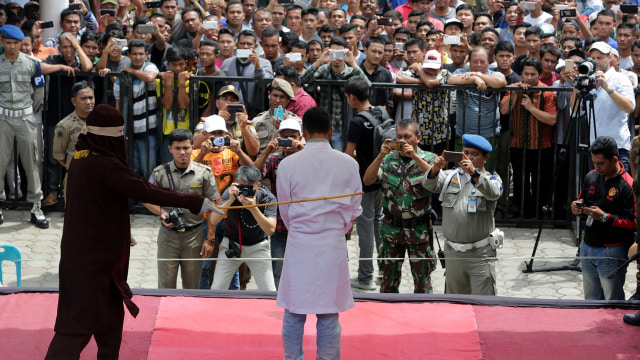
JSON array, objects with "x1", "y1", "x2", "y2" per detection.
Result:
[
  {"x1": 363, "y1": 120, "x2": 437, "y2": 294},
  {"x1": 252, "y1": 78, "x2": 301, "y2": 154},
  {"x1": 422, "y1": 134, "x2": 503, "y2": 295}
]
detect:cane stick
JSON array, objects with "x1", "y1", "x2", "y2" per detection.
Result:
[
  {"x1": 607, "y1": 250, "x2": 640, "y2": 279},
  {"x1": 217, "y1": 192, "x2": 365, "y2": 210}
]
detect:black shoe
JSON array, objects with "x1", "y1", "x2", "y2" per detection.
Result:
[
  {"x1": 623, "y1": 311, "x2": 640, "y2": 326},
  {"x1": 0, "y1": 211, "x2": 3, "y2": 225},
  {"x1": 629, "y1": 289, "x2": 640, "y2": 301},
  {"x1": 30, "y1": 204, "x2": 49, "y2": 229}
]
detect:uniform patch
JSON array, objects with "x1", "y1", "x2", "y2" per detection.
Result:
[
  {"x1": 149, "y1": 175, "x2": 155, "y2": 185},
  {"x1": 609, "y1": 187, "x2": 617, "y2": 197},
  {"x1": 56, "y1": 130, "x2": 64, "y2": 138},
  {"x1": 74, "y1": 150, "x2": 89, "y2": 159}
]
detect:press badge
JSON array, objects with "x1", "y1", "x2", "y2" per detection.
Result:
[
  {"x1": 468, "y1": 198, "x2": 477, "y2": 214},
  {"x1": 586, "y1": 216, "x2": 594, "y2": 227}
]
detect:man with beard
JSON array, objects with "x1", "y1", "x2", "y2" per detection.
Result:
[{"x1": 45, "y1": 104, "x2": 221, "y2": 359}]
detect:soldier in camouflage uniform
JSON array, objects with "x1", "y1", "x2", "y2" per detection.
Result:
[{"x1": 363, "y1": 120, "x2": 437, "y2": 293}]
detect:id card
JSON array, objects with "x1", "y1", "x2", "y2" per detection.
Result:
[
  {"x1": 586, "y1": 216, "x2": 593, "y2": 227},
  {"x1": 468, "y1": 198, "x2": 477, "y2": 214}
]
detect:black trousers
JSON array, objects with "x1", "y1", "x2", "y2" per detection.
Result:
[{"x1": 45, "y1": 281, "x2": 125, "y2": 360}]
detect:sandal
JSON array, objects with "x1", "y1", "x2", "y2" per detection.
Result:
[{"x1": 42, "y1": 194, "x2": 58, "y2": 206}]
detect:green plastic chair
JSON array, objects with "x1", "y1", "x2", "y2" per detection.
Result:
[{"x1": 0, "y1": 244, "x2": 22, "y2": 287}]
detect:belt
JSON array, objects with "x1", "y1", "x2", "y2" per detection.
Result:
[
  {"x1": 383, "y1": 209, "x2": 428, "y2": 228},
  {"x1": 446, "y1": 238, "x2": 490, "y2": 252},
  {"x1": 168, "y1": 222, "x2": 202, "y2": 232},
  {"x1": 0, "y1": 107, "x2": 32, "y2": 117}
]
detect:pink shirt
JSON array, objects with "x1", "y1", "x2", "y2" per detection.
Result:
[{"x1": 286, "y1": 88, "x2": 317, "y2": 118}]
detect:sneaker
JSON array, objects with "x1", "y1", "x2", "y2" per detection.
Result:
[
  {"x1": 350, "y1": 278, "x2": 376, "y2": 291},
  {"x1": 30, "y1": 203, "x2": 49, "y2": 229}
]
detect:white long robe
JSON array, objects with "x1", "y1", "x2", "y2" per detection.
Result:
[{"x1": 276, "y1": 139, "x2": 363, "y2": 314}]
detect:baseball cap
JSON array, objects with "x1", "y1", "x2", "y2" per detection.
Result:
[
  {"x1": 278, "y1": 119, "x2": 302, "y2": 134},
  {"x1": 423, "y1": 50, "x2": 442, "y2": 69},
  {"x1": 202, "y1": 115, "x2": 228, "y2": 133},
  {"x1": 589, "y1": 41, "x2": 612, "y2": 55},
  {"x1": 101, "y1": 0, "x2": 119, "y2": 6},
  {"x1": 217, "y1": 85, "x2": 240, "y2": 99},
  {"x1": 444, "y1": 18, "x2": 463, "y2": 30}
]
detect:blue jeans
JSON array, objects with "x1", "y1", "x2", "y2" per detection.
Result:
[
  {"x1": 580, "y1": 241, "x2": 627, "y2": 300},
  {"x1": 356, "y1": 190, "x2": 383, "y2": 282},
  {"x1": 271, "y1": 231, "x2": 288, "y2": 289},
  {"x1": 330, "y1": 131, "x2": 343, "y2": 151},
  {"x1": 133, "y1": 135, "x2": 158, "y2": 179},
  {"x1": 282, "y1": 310, "x2": 341, "y2": 360}
]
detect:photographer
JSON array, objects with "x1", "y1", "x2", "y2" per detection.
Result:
[
  {"x1": 570, "y1": 42, "x2": 635, "y2": 172},
  {"x1": 208, "y1": 165, "x2": 278, "y2": 291},
  {"x1": 144, "y1": 129, "x2": 221, "y2": 289}
]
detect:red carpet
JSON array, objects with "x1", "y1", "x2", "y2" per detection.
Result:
[{"x1": 0, "y1": 292, "x2": 639, "y2": 359}]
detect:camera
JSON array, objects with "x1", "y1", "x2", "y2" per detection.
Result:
[
  {"x1": 165, "y1": 209, "x2": 186, "y2": 231},
  {"x1": 211, "y1": 136, "x2": 230, "y2": 146},
  {"x1": 203, "y1": 21, "x2": 218, "y2": 30},
  {"x1": 278, "y1": 138, "x2": 293, "y2": 147},
  {"x1": 137, "y1": 24, "x2": 156, "y2": 34},
  {"x1": 41, "y1": 21, "x2": 54, "y2": 29},
  {"x1": 147, "y1": 1, "x2": 162, "y2": 8},
  {"x1": 227, "y1": 104, "x2": 244, "y2": 113},
  {"x1": 115, "y1": 39, "x2": 127, "y2": 47},
  {"x1": 377, "y1": 17, "x2": 392, "y2": 26},
  {"x1": 225, "y1": 240, "x2": 242, "y2": 258},
  {"x1": 330, "y1": 50, "x2": 347, "y2": 60},
  {"x1": 559, "y1": 8, "x2": 576, "y2": 17},
  {"x1": 100, "y1": 9, "x2": 115, "y2": 16},
  {"x1": 69, "y1": 3, "x2": 82, "y2": 11},
  {"x1": 237, "y1": 184, "x2": 256, "y2": 197},
  {"x1": 573, "y1": 58, "x2": 597, "y2": 93}
]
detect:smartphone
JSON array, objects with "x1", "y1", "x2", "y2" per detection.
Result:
[
  {"x1": 377, "y1": 17, "x2": 392, "y2": 26},
  {"x1": 146, "y1": 1, "x2": 162, "y2": 8},
  {"x1": 115, "y1": 39, "x2": 127, "y2": 47},
  {"x1": 394, "y1": 42, "x2": 404, "y2": 51},
  {"x1": 203, "y1": 21, "x2": 218, "y2": 30},
  {"x1": 40, "y1": 21, "x2": 54, "y2": 29},
  {"x1": 69, "y1": 3, "x2": 81, "y2": 11},
  {"x1": 575, "y1": 200, "x2": 585, "y2": 207},
  {"x1": 236, "y1": 49, "x2": 252, "y2": 58},
  {"x1": 559, "y1": 8, "x2": 576, "y2": 17},
  {"x1": 137, "y1": 24, "x2": 156, "y2": 34},
  {"x1": 286, "y1": 52, "x2": 302, "y2": 62},
  {"x1": 443, "y1": 35, "x2": 461, "y2": 45},
  {"x1": 278, "y1": 0, "x2": 294, "y2": 4},
  {"x1": 329, "y1": 50, "x2": 346, "y2": 60},
  {"x1": 521, "y1": 1, "x2": 536, "y2": 10},
  {"x1": 273, "y1": 106, "x2": 284, "y2": 119},
  {"x1": 612, "y1": 4, "x2": 620, "y2": 12},
  {"x1": 565, "y1": 59, "x2": 574, "y2": 72},
  {"x1": 621, "y1": 4, "x2": 638, "y2": 13},
  {"x1": 278, "y1": 138, "x2": 293, "y2": 147},
  {"x1": 100, "y1": 9, "x2": 116, "y2": 16},
  {"x1": 227, "y1": 104, "x2": 244, "y2": 113},
  {"x1": 212, "y1": 136, "x2": 231, "y2": 147},
  {"x1": 443, "y1": 151, "x2": 464, "y2": 162},
  {"x1": 555, "y1": 4, "x2": 568, "y2": 10},
  {"x1": 388, "y1": 141, "x2": 404, "y2": 151}
]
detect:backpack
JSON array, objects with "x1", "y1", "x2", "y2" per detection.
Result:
[{"x1": 356, "y1": 106, "x2": 395, "y2": 159}]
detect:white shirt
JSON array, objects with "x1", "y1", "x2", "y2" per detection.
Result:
[
  {"x1": 276, "y1": 139, "x2": 362, "y2": 314},
  {"x1": 620, "y1": 56, "x2": 634, "y2": 71},
  {"x1": 591, "y1": 67, "x2": 635, "y2": 150},
  {"x1": 524, "y1": 12, "x2": 553, "y2": 27}
]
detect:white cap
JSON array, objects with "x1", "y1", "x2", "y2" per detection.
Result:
[
  {"x1": 610, "y1": 47, "x2": 619, "y2": 58},
  {"x1": 589, "y1": 41, "x2": 612, "y2": 55},
  {"x1": 278, "y1": 118, "x2": 302, "y2": 134},
  {"x1": 423, "y1": 50, "x2": 442, "y2": 69},
  {"x1": 202, "y1": 115, "x2": 227, "y2": 133}
]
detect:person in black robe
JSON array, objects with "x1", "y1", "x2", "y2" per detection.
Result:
[{"x1": 45, "y1": 104, "x2": 220, "y2": 359}]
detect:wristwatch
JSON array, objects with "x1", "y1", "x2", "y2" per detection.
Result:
[
  {"x1": 600, "y1": 213, "x2": 609, "y2": 223},
  {"x1": 471, "y1": 168, "x2": 481, "y2": 181}
]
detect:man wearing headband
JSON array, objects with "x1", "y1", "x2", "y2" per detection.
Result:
[{"x1": 45, "y1": 105, "x2": 221, "y2": 359}]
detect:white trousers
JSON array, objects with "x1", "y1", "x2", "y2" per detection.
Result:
[{"x1": 211, "y1": 237, "x2": 276, "y2": 291}]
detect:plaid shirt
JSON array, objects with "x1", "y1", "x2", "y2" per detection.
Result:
[
  {"x1": 262, "y1": 152, "x2": 287, "y2": 232},
  {"x1": 300, "y1": 63, "x2": 369, "y2": 134}
]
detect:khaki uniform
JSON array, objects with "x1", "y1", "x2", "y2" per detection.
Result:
[
  {"x1": 423, "y1": 167, "x2": 503, "y2": 295},
  {"x1": 149, "y1": 160, "x2": 220, "y2": 289},
  {"x1": 252, "y1": 109, "x2": 301, "y2": 154},
  {"x1": 53, "y1": 111, "x2": 86, "y2": 170},
  {"x1": 0, "y1": 52, "x2": 45, "y2": 203}
]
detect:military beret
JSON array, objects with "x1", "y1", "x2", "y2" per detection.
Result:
[
  {"x1": 463, "y1": 134, "x2": 492, "y2": 153},
  {"x1": 0, "y1": 25, "x2": 24, "y2": 41},
  {"x1": 271, "y1": 78, "x2": 294, "y2": 98}
]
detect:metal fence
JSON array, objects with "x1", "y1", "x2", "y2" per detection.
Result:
[{"x1": 2, "y1": 72, "x2": 587, "y2": 228}]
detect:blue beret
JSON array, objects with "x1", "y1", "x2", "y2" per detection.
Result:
[
  {"x1": 463, "y1": 134, "x2": 493, "y2": 153},
  {"x1": 0, "y1": 25, "x2": 24, "y2": 41}
]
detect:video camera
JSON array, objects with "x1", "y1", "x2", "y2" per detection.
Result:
[{"x1": 573, "y1": 58, "x2": 597, "y2": 93}]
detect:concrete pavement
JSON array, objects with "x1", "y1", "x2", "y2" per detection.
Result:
[{"x1": 0, "y1": 209, "x2": 637, "y2": 300}]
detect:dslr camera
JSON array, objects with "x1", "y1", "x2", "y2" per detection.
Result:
[
  {"x1": 236, "y1": 184, "x2": 256, "y2": 197},
  {"x1": 574, "y1": 58, "x2": 597, "y2": 93},
  {"x1": 225, "y1": 240, "x2": 242, "y2": 258},
  {"x1": 165, "y1": 209, "x2": 186, "y2": 231}
]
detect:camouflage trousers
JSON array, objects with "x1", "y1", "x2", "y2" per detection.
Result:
[{"x1": 379, "y1": 223, "x2": 436, "y2": 294}]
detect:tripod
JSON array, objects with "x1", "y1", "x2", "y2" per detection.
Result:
[{"x1": 522, "y1": 88, "x2": 595, "y2": 273}]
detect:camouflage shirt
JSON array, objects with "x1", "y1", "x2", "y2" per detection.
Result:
[{"x1": 377, "y1": 148, "x2": 436, "y2": 220}]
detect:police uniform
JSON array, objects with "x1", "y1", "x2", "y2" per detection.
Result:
[
  {"x1": 53, "y1": 110, "x2": 86, "y2": 170},
  {"x1": 253, "y1": 79, "x2": 301, "y2": 155},
  {"x1": 149, "y1": 160, "x2": 220, "y2": 289},
  {"x1": 423, "y1": 135, "x2": 503, "y2": 295},
  {"x1": 0, "y1": 25, "x2": 47, "y2": 228},
  {"x1": 216, "y1": 85, "x2": 258, "y2": 155},
  {"x1": 377, "y1": 148, "x2": 437, "y2": 294}
]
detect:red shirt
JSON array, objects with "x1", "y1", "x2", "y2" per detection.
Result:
[{"x1": 286, "y1": 88, "x2": 317, "y2": 118}]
